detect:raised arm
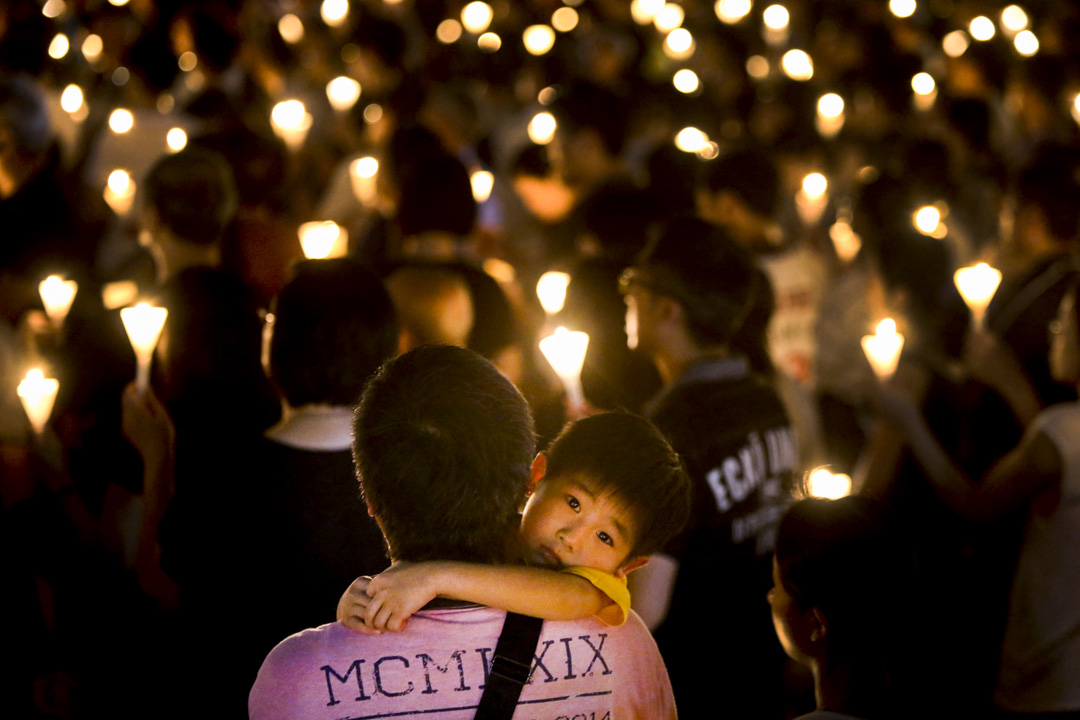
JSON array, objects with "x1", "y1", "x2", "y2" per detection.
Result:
[
  {"x1": 876, "y1": 383, "x2": 1060, "y2": 522},
  {"x1": 348, "y1": 561, "x2": 612, "y2": 632}
]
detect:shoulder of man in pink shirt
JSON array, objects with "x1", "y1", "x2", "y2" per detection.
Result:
[{"x1": 249, "y1": 605, "x2": 676, "y2": 720}]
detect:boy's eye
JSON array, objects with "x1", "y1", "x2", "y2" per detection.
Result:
[
  {"x1": 566, "y1": 495, "x2": 580, "y2": 511},
  {"x1": 596, "y1": 530, "x2": 613, "y2": 546}
]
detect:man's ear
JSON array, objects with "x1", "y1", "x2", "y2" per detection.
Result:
[
  {"x1": 529, "y1": 452, "x2": 547, "y2": 493},
  {"x1": 615, "y1": 555, "x2": 650, "y2": 578},
  {"x1": 809, "y1": 606, "x2": 828, "y2": 643}
]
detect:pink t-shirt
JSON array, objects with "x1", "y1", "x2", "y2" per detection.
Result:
[{"x1": 249, "y1": 605, "x2": 676, "y2": 720}]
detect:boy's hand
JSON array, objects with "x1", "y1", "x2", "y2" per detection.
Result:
[
  {"x1": 337, "y1": 576, "x2": 383, "y2": 635},
  {"x1": 361, "y1": 561, "x2": 442, "y2": 632}
]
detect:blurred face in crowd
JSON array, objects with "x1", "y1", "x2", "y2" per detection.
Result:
[{"x1": 621, "y1": 269, "x2": 653, "y2": 353}]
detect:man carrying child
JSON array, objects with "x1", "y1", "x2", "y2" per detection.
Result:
[{"x1": 249, "y1": 345, "x2": 687, "y2": 720}]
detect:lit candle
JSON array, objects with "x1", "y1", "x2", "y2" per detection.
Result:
[
  {"x1": 470, "y1": 170, "x2": 494, "y2": 203},
  {"x1": 536, "y1": 271, "x2": 570, "y2": 315},
  {"x1": 326, "y1": 76, "x2": 361, "y2": 112},
  {"x1": 528, "y1": 112, "x2": 557, "y2": 145},
  {"x1": 796, "y1": 172, "x2": 829, "y2": 226},
  {"x1": 39, "y1": 275, "x2": 78, "y2": 326},
  {"x1": 807, "y1": 467, "x2": 853, "y2": 499},
  {"x1": 954, "y1": 262, "x2": 1002, "y2": 329},
  {"x1": 271, "y1": 100, "x2": 312, "y2": 151},
  {"x1": 816, "y1": 93, "x2": 845, "y2": 138},
  {"x1": 121, "y1": 302, "x2": 168, "y2": 394},
  {"x1": 911, "y1": 72, "x2": 937, "y2": 111},
  {"x1": 103, "y1": 169, "x2": 136, "y2": 215},
  {"x1": 349, "y1": 157, "x2": 379, "y2": 203},
  {"x1": 18, "y1": 369, "x2": 59, "y2": 435},
  {"x1": 861, "y1": 318, "x2": 904, "y2": 380},
  {"x1": 539, "y1": 327, "x2": 590, "y2": 412},
  {"x1": 298, "y1": 221, "x2": 346, "y2": 259},
  {"x1": 762, "y1": 4, "x2": 790, "y2": 46}
]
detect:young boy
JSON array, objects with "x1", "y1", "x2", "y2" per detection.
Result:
[{"x1": 337, "y1": 412, "x2": 691, "y2": 630}]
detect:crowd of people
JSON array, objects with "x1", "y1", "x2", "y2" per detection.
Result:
[{"x1": 2, "y1": 0, "x2": 1080, "y2": 718}]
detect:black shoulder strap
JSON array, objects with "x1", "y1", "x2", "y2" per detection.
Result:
[{"x1": 474, "y1": 612, "x2": 544, "y2": 720}]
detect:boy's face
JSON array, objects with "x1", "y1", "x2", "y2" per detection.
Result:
[{"x1": 519, "y1": 472, "x2": 638, "y2": 576}]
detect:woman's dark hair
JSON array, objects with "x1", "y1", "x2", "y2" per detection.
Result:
[
  {"x1": 775, "y1": 497, "x2": 920, "y2": 719},
  {"x1": 270, "y1": 259, "x2": 398, "y2": 407},
  {"x1": 158, "y1": 267, "x2": 280, "y2": 433},
  {"x1": 395, "y1": 152, "x2": 477, "y2": 238}
]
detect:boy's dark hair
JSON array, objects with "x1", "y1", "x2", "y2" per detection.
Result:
[
  {"x1": 142, "y1": 146, "x2": 238, "y2": 245},
  {"x1": 270, "y1": 259, "x2": 398, "y2": 408},
  {"x1": 543, "y1": 413, "x2": 690, "y2": 558},
  {"x1": 354, "y1": 345, "x2": 536, "y2": 564}
]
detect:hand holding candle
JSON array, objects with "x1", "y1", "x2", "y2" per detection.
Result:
[
  {"x1": 121, "y1": 302, "x2": 168, "y2": 394},
  {"x1": 39, "y1": 275, "x2": 78, "y2": 326},
  {"x1": 954, "y1": 262, "x2": 1002, "y2": 330},
  {"x1": 539, "y1": 327, "x2": 589, "y2": 413},
  {"x1": 861, "y1": 318, "x2": 904, "y2": 381},
  {"x1": 18, "y1": 369, "x2": 59, "y2": 435}
]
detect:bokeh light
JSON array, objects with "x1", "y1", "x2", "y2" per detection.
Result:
[
  {"x1": 781, "y1": 49, "x2": 813, "y2": 81},
  {"x1": 888, "y1": 0, "x2": 916, "y2": 19},
  {"x1": 326, "y1": 76, "x2": 362, "y2": 111},
  {"x1": 552, "y1": 7, "x2": 579, "y2": 32},
  {"x1": 108, "y1": 108, "x2": 134, "y2": 133},
  {"x1": 437, "y1": 19, "x2": 463, "y2": 43},
  {"x1": 462, "y1": 2, "x2": 494, "y2": 33},
  {"x1": 943, "y1": 30, "x2": 970, "y2": 57},
  {"x1": 321, "y1": 0, "x2": 349, "y2": 27},
  {"x1": 715, "y1": 0, "x2": 751, "y2": 24},
  {"x1": 48, "y1": 34, "x2": 70, "y2": 60},
  {"x1": 1001, "y1": 5, "x2": 1029, "y2": 32},
  {"x1": 528, "y1": 112, "x2": 557, "y2": 144},
  {"x1": 763, "y1": 4, "x2": 789, "y2": 29},
  {"x1": 969, "y1": 16, "x2": 995, "y2": 41},
  {"x1": 477, "y1": 32, "x2": 501, "y2": 52},
  {"x1": 523, "y1": 25, "x2": 556, "y2": 55},
  {"x1": 279, "y1": 14, "x2": 304, "y2": 43},
  {"x1": 1014, "y1": 30, "x2": 1039, "y2": 56},
  {"x1": 166, "y1": 128, "x2": 188, "y2": 152},
  {"x1": 673, "y1": 69, "x2": 700, "y2": 94}
]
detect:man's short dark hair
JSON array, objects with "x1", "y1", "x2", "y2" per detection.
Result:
[
  {"x1": 700, "y1": 148, "x2": 780, "y2": 219},
  {"x1": 544, "y1": 412, "x2": 690, "y2": 558},
  {"x1": 142, "y1": 146, "x2": 238, "y2": 245},
  {"x1": 270, "y1": 259, "x2": 398, "y2": 407},
  {"x1": 633, "y1": 216, "x2": 771, "y2": 353},
  {"x1": 549, "y1": 81, "x2": 629, "y2": 158},
  {"x1": 354, "y1": 345, "x2": 536, "y2": 564},
  {"x1": 395, "y1": 152, "x2": 477, "y2": 238}
]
